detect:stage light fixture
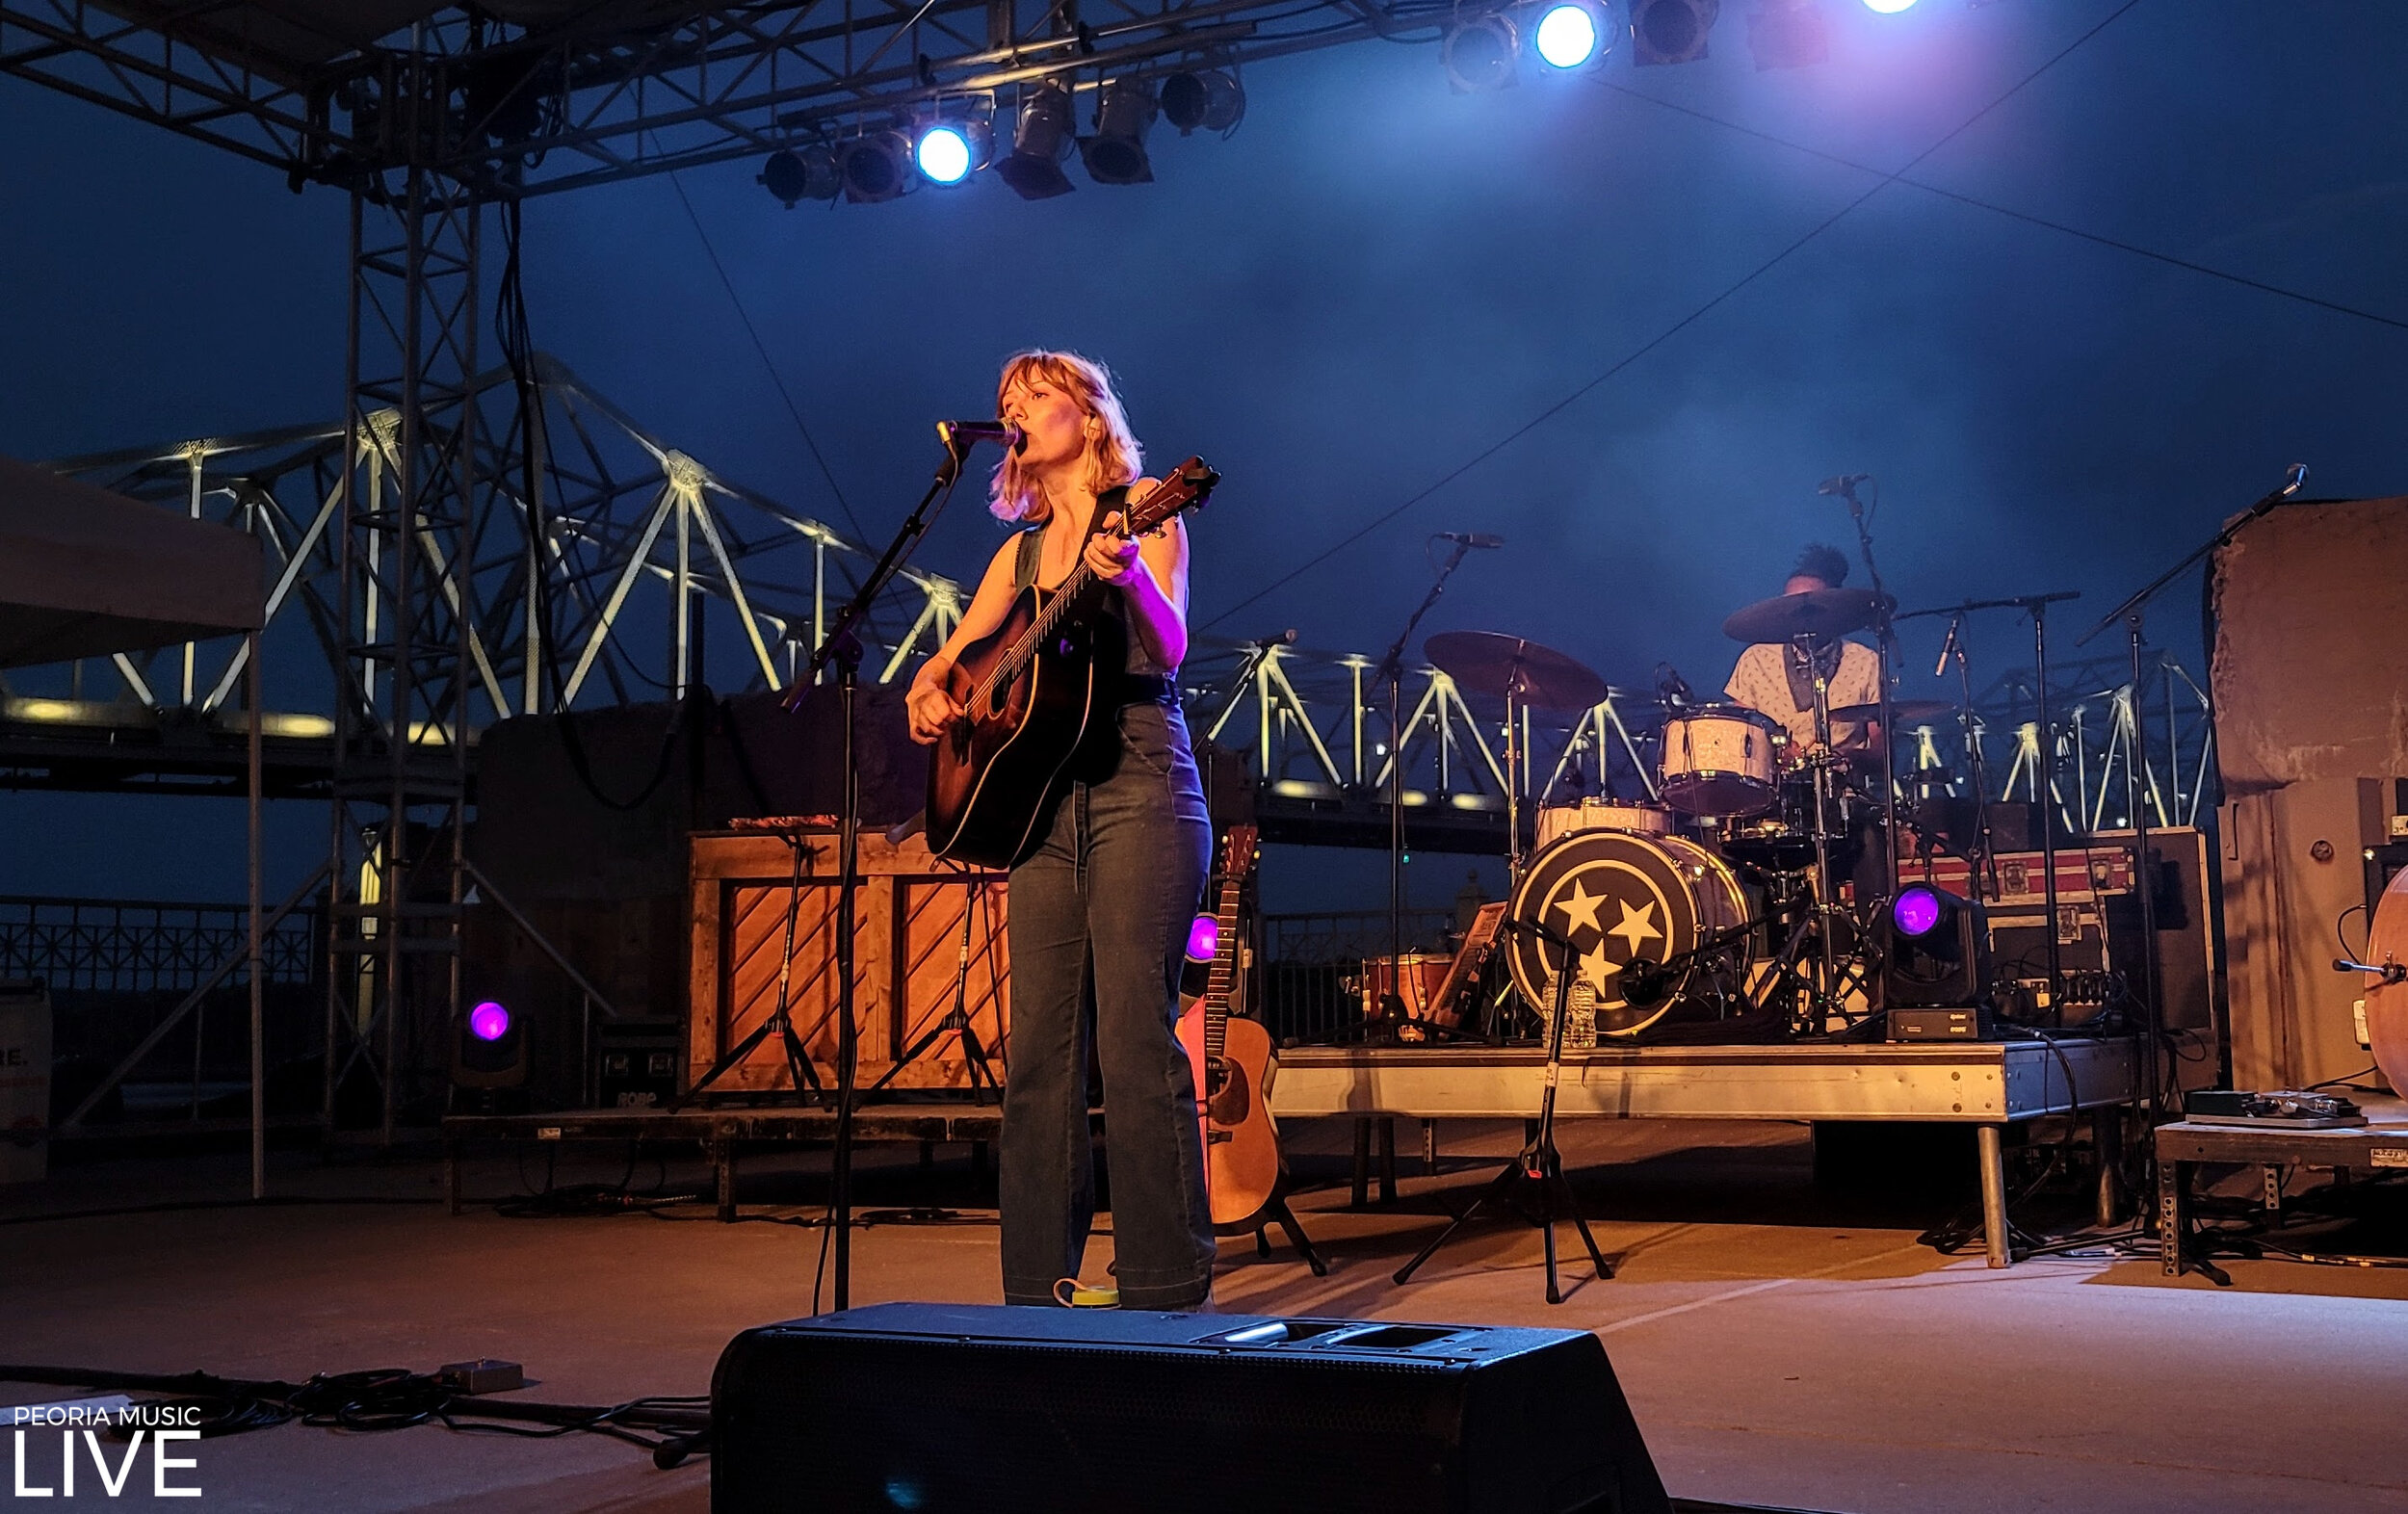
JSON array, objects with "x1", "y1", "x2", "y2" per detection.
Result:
[
  {"x1": 1630, "y1": 0, "x2": 1719, "y2": 65},
  {"x1": 759, "y1": 145, "x2": 839, "y2": 206},
  {"x1": 995, "y1": 84, "x2": 1078, "y2": 199},
  {"x1": 1533, "y1": 3, "x2": 1605, "y2": 69},
  {"x1": 455, "y1": 999, "x2": 527, "y2": 1090},
  {"x1": 838, "y1": 131, "x2": 914, "y2": 203},
  {"x1": 1160, "y1": 69, "x2": 1246, "y2": 136},
  {"x1": 1864, "y1": 0, "x2": 1917, "y2": 12},
  {"x1": 1747, "y1": 0, "x2": 1830, "y2": 68},
  {"x1": 1186, "y1": 913, "x2": 1221, "y2": 965},
  {"x1": 1876, "y1": 885, "x2": 1990, "y2": 1008},
  {"x1": 1892, "y1": 885, "x2": 1945, "y2": 939},
  {"x1": 915, "y1": 119, "x2": 992, "y2": 185},
  {"x1": 1441, "y1": 14, "x2": 1519, "y2": 92},
  {"x1": 1081, "y1": 79, "x2": 1159, "y2": 184}
]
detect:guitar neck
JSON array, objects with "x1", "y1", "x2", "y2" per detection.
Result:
[
  {"x1": 974, "y1": 560, "x2": 1101, "y2": 707},
  {"x1": 1201, "y1": 878, "x2": 1244, "y2": 1059}
]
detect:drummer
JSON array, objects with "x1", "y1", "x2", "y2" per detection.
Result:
[{"x1": 1722, "y1": 544, "x2": 1886, "y2": 769}]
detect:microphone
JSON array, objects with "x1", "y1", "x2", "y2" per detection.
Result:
[
  {"x1": 1619, "y1": 957, "x2": 1672, "y2": 1009},
  {"x1": 1250, "y1": 628, "x2": 1299, "y2": 649},
  {"x1": 1436, "y1": 532, "x2": 1505, "y2": 549},
  {"x1": 2281, "y1": 462, "x2": 2309, "y2": 496},
  {"x1": 935, "y1": 420, "x2": 1025, "y2": 453},
  {"x1": 1816, "y1": 473, "x2": 1871, "y2": 496},
  {"x1": 1654, "y1": 662, "x2": 1694, "y2": 706},
  {"x1": 1934, "y1": 615, "x2": 1961, "y2": 678}
]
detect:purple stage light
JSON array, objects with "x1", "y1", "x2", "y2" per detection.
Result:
[
  {"x1": 469, "y1": 1001, "x2": 511, "y2": 1042},
  {"x1": 1892, "y1": 887, "x2": 1944, "y2": 939},
  {"x1": 1186, "y1": 914, "x2": 1220, "y2": 964}
]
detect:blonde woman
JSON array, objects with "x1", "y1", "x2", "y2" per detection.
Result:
[{"x1": 906, "y1": 351, "x2": 1215, "y2": 1312}]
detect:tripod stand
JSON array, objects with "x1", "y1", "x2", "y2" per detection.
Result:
[
  {"x1": 670, "y1": 820, "x2": 824, "y2": 1109},
  {"x1": 866, "y1": 870, "x2": 1004, "y2": 1102},
  {"x1": 1394, "y1": 917, "x2": 1611, "y2": 1304}
]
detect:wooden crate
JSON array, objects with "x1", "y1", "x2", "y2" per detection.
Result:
[{"x1": 688, "y1": 830, "x2": 1009, "y2": 1093}]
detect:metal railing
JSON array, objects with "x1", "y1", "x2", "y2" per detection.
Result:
[{"x1": 0, "y1": 896, "x2": 318, "y2": 994}]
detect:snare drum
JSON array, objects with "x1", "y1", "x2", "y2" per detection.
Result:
[
  {"x1": 1660, "y1": 704, "x2": 1780, "y2": 818},
  {"x1": 1534, "y1": 797, "x2": 1675, "y2": 850}
]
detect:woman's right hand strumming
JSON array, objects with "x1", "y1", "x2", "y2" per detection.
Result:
[{"x1": 906, "y1": 666, "x2": 966, "y2": 744}]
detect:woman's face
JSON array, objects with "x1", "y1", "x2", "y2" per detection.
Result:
[{"x1": 1000, "y1": 374, "x2": 1090, "y2": 473}]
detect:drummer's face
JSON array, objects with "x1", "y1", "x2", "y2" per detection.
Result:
[{"x1": 1784, "y1": 573, "x2": 1832, "y2": 596}]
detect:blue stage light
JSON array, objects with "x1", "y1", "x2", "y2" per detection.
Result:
[
  {"x1": 1534, "y1": 4, "x2": 1602, "y2": 68},
  {"x1": 916, "y1": 124, "x2": 974, "y2": 185}
]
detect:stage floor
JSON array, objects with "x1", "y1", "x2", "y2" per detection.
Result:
[{"x1": 6, "y1": 1116, "x2": 2407, "y2": 1513}]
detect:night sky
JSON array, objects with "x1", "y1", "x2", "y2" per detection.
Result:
[{"x1": 3, "y1": 0, "x2": 2402, "y2": 906}]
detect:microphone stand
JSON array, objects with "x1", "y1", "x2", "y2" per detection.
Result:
[
  {"x1": 1372, "y1": 539, "x2": 1477, "y2": 1029},
  {"x1": 1899, "y1": 592, "x2": 2081, "y2": 964},
  {"x1": 1829, "y1": 477, "x2": 1901, "y2": 907},
  {"x1": 1393, "y1": 914, "x2": 1611, "y2": 1303},
  {"x1": 2076, "y1": 464, "x2": 2310, "y2": 1166},
  {"x1": 768, "y1": 433, "x2": 980, "y2": 1314}
]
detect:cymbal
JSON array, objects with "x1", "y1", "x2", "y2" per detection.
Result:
[
  {"x1": 1424, "y1": 630, "x2": 1608, "y2": 712},
  {"x1": 1828, "y1": 698, "x2": 1962, "y2": 726},
  {"x1": 1722, "y1": 587, "x2": 1894, "y2": 645}
]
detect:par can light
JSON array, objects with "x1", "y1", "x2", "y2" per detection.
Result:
[{"x1": 1533, "y1": 4, "x2": 1603, "y2": 69}]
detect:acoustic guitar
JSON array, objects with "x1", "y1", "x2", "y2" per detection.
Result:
[
  {"x1": 926, "y1": 457, "x2": 1220, "y2": 869},
  {"x1": 1175, "y1": 823, "x2": 1283, "y2": 1230}
]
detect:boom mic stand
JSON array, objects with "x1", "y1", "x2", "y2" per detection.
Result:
[
  {"x1": 753, "y1": 429, "x2": 989, "y2": 1313},
  {"x1": 1393, "y1": 915, "x2": 1611, "y2": 1304},
  {"x1": 1372, "y1": 538, "x2": 1479, "y2": 1026},
  {"x1": 1825, "y1": 476, "x2": 1902, "y2": 905},
  {"x1": 2078, "y1": 463, "x2": 2311, "y2": 1178}
]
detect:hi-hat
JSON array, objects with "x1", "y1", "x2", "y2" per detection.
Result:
[
  {"x1": 1828, "y1": 698, "x2": 1961, "y2": 726},
  {"x1": 1722, "y1": 587, "x2": 1894, "y2": 645},
  {"x1": 1424, "y1": 630, "x2": 1608, "y2": 712}
]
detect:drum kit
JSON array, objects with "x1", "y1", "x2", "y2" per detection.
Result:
[{"x1": 1382, "y1": 584, "x2": 1948, "y2": 1046}]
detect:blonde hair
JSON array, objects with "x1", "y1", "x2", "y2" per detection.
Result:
[{"x1": 987, "y1": 350, "x2": 1144, "y2": 523}]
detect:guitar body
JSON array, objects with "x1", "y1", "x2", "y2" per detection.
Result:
[
  {"x1": 1176, "y1": 1005, "x2": 1283, "y2": 1230},
  {"x1": 927, "y1": 586, "x2": 1116, "y2": 870},
  {"x1": 921, "y1": 457, "x2": 1220, "y2": 871}
]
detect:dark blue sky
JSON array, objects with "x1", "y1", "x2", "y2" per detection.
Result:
[{"x1": 3, "y1": 0, "x2": 2402, "y2": 903}]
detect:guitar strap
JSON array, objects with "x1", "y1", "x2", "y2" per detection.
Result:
[{"x1": 1012, "y1": 485, "x2": 1131, "y2": 593}]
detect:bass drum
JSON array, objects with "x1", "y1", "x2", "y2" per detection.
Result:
[{"x1": 1506, "y1": 830, "x2": 1753, "y2": 1038}]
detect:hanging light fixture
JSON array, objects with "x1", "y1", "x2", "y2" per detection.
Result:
[
  {"x1": 838, "y1": 130, "x2": 914, "y2": 203},
  {"x1": 1441, "y1": 13, "x2": 1520, "y2": 92},
  {"x1": 758, "y1": 144, "x2": 839, "y2": 205},
  {"x1": 995, "y1": 84, "x2": 1078, "y2": 199},
  {"x1": 1081, "y1": 79, "x2": 1159, "y2": 184},
  {"x1": 1159, "y1": 69, "x2": 1245, "y2": 136}
]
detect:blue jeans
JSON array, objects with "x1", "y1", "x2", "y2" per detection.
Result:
[{"x1": 1000, "y1": 697, "x2": 1216, "y2": 1309}]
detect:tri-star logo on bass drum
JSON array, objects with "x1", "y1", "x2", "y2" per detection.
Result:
[{"x1": 1505, "y1": 830, "x2": 1752, "y2": 1037}]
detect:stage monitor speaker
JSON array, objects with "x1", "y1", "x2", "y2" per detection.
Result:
[{"x1": 711, "y1": 1302, "x2": 1671, "y2": 1514}]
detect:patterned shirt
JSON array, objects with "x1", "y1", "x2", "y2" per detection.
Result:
[{"x1": 1723, "y1": 640, "x2": 1882, "y2": 756}]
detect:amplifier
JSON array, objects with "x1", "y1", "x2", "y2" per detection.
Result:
[
  {"x1": 1898, "y1": 844, "x2": 2147, "y2": 1026},
  {"x1": 1888, "y1": 1005, "x2": 1989, "y2": 1041},
  {"x1": 711, "y1": 1302, "x2": 1671, "y2": 1514}
]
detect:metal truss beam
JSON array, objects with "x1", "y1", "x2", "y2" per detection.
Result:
[{"x1": 1, "y1": 2, "x2": 1425, "y2": 200}]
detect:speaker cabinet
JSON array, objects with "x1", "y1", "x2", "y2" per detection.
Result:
[{"x1": 711, "y1": 1302, "x2": 1671, "y2": 1514}]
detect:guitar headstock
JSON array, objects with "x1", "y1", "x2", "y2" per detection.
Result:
[
  {"x1": 1125, "y1": 457, "x2": 1219, "y2": 537},
  {"x1": 1217, "y1": 822, "x2": 1259, "y2": 880}
]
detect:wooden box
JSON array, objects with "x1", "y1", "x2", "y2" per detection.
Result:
[{"x1": 688, "y1": 830, "x2": 1009, "y2": 1093}]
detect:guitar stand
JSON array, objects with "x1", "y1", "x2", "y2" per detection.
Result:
[
  {"x1": 1231, "y1": 1183, "x2": 1329, "y2": 1277},
  {"x1": 1393, "y1": 920, "x2": 1610, "y2": 1304}
]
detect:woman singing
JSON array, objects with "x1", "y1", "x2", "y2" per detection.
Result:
[{"x1": 905, "y1": 351, "x2": 1216, "y2": 1311}]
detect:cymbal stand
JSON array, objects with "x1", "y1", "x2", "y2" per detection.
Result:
[
  {"x1": 1936, "y1": 611, "x2": 2000, "y2": 900},
  {"x1": 1793, "y1": 635, "x2": 1844, "y2": 994},
  {"x1": 1394, "y1": 915, "x2": 1610, "y2": 1303},
  {"x1": 1372, "y1": 538, "x2": 1479, "y2": 1021}
]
